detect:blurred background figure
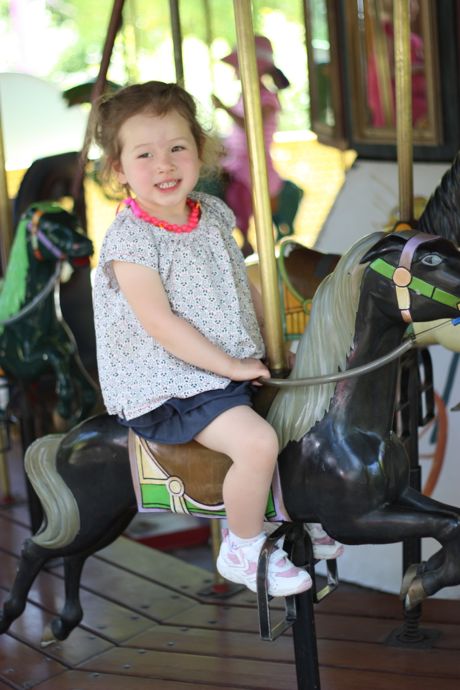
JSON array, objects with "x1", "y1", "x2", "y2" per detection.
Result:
[
  {"x1": 212, "y1": 35, "x2": 293, "y2": 257},
  {"x1": 366, "y1": 0, "x2": 427, "y2": 128}
]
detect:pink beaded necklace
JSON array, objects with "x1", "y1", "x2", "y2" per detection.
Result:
[{"x1": 124, "y1": 197, "x2": 200, "y2": 233}]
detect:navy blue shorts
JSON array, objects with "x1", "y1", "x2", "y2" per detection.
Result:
[{"x1": 117, "y1": 381, "x2": 254, "y2": 444}]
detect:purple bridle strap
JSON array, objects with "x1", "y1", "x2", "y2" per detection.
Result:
[{"x1": 392, "y1": 232, "x2": 440, "y2": 323}]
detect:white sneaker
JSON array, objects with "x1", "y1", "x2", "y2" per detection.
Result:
[
  {"x1": 217, "y1": 530, "x2": 312, "y2": 597},
  {"x1": 305, "y1": 523, "x2": 344, "y2": 560}
]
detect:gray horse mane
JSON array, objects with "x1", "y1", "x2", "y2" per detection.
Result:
[{"x1": 267, "y1": 231, "x2": 385, "y2": 450}]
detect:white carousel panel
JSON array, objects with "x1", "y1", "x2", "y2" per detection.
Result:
[
  {"x1": 0, "y1": 72, "x2": 87, "y2": 171},
  {"x1": 314, "y1": 160, "x2": 450, "y2": 253}
]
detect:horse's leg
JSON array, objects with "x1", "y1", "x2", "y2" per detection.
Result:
[
  {"x1": 335, "y1": 504, "x2": 460, "y2": 607},
  {"x1": 43, "y1": 553, "x2": 85, "y2": 643},
  {"x1": 400, "y1": 486, "x2": 460, "y2": 518},
  {"x1": 45, "y1": 508, "x2": 136, "y2": 642},
  {"x1": 0, "y1": 539, "x2": 49, "y2": 633}
]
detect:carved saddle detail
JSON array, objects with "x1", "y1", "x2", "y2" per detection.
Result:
[{"x1": 128, "y1": 430, "x2": 282, "y2": 520}]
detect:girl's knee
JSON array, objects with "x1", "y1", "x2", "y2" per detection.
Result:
[{"x1": 246, "y1": 423, "x2": 279, "y2": 465}]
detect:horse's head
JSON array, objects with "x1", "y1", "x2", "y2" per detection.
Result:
[
  {"x1": 361, "y1": 231, "x2": 460, "y2": 325},
  {"x1": 23, "y1": 202, "x2": 93, "y2": 266}
]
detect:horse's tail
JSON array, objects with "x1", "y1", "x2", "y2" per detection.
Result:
[{"x1": 25, "y1": 434, "x2": 81, "y2": 549}]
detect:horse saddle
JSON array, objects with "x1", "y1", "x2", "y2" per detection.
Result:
[
  {"x1": 128, "y1": 387, "x2": 283, "y2": 520},
  {"x1": 278, "y1": 239, "x2": 340, "y2": 339}
]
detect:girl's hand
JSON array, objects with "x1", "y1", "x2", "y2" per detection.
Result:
[{"x1": 230, "y1": 357, "x2": 270, "y2": 384}]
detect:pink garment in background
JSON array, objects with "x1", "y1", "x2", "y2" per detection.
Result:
[
  {"x1": 220, "y1": 85, "x2": 283, "y2": 234},
  {"x1": 367, "y1": 19, "x2": 427, "y2": 127}
]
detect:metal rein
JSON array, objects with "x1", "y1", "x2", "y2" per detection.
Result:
[
  {"x1": 261, "y1": 338, "x2": 414, "y2": 388},
  {"x1": 0, "y1": 261, "x2": 63, "y2": 326}
]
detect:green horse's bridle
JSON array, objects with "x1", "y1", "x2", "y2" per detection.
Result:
[{"x1": 369, "y1": 232, "x2": 460, "y2": 323}]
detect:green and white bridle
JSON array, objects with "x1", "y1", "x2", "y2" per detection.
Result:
[
  {"x1": 264, "y1": 231, "x2": 460, "y2": 389},
  {"x1": 369, "y1": 232, "x2": 460, "y2": 324}
]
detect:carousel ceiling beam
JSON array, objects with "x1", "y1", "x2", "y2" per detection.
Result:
[
  {"x1": 394, "y1": 0, "x2": 413, "y2": 223},
  {"x1": 169, "y1": 0, "x2": 184, "y2": 86},
  {"x1": 232, "y1": 0, "x2": 286, "y2": 373},
  {"x1": 0, "y1": 99, "x2": 13, "y2": 273}
]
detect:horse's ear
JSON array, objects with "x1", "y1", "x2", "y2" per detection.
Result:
[{"x1": 359, "y1": 233, "x2": 406, "y2": 265}]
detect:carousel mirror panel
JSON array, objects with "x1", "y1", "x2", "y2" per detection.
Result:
[
  {"x1": 304, "y1": 0, "x2": 346, "y2": 147},
  {"x1": 345, "y1": 0, "x2": 441, "y2": 146}
]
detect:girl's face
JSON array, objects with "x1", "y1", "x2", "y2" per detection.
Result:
[{"x1": 114, "y1": 109, "x2": 202, "y2": 219}]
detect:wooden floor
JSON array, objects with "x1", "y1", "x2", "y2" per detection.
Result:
[{"x1": 1, "y1": 443, "x2": 460, "y2": 690}]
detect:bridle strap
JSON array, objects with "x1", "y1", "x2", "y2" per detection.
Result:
[
  {"x1": 27, "y1": 209, "x2": 67, "y2": 261},
  {"x1": 370, "y1": 232, "x2": 460, "y2": 323}
]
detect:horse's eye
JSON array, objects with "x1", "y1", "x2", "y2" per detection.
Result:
[{"x1": 421, "y1": 253, "x2": 443, "y2": 266}]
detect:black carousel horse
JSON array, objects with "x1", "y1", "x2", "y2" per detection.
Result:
[
  {"x1": 0, "y1": 222, "x2": 460, "y2": 639},
  {"x1": 2, "y1": 218, "x2": 460, "y2": 642},
  {"x1": 0, "y1": 201, "x2": 98, "y2": 425}
]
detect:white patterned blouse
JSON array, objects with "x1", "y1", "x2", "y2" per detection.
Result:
[{"x1": 93, "y1": 192, "x2": 265, "y2": 420}]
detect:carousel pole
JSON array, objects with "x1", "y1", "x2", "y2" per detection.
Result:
[
  {"x1": 232, "y1": 7, "x2": 318, "y2": 689},
  {"x1": 0, "y1": 97, "x2": 13, "y2": 502},
  {"x1": 387, "y1": 0, "x2": 438, "y2": 650},
  {"x1": 0, "y1": 96, "x2": 13, "y2": 273},
  {"x1": 169, "y1": 0, "x2": 185, "y2": 86},
  {"x1": 232, "y1": 0, "x2": 286, "y2": 374},
  {"x1": 394, "y1": 0, "x2": 413, "y2": 223}
]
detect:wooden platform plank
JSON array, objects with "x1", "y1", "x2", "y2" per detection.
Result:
[
  {"x1": 3, "y1": 598, "x2": 114, "y2": 666},
  {"x1": 0, "y1": 555, "x2": 156, "y2": 645},
  {"x1": 0, "y1": 515, "x2": 30, "y2": 556},
  {"x1": 125, "y1": 623, "x2": 295, "y2": 662},
  {"x1": 97, "y1": 536, "x2": 223, "y2": 595},
  {"x1": 33, "y1": 670, "x2": 244, "y2": 690},
  {"x1": 0, "y1": 502, "x2": 30, "y2": 528},
  {"x1": 76, "y1": 647, "x2": 298, "y2": 690},
  {"x1": 77, "y1": 556, "x2": 199, "y2": 622},
  {"x1": 319, "y1": 666, "x2": 460, "y2": 690},
  {"x1": 319, "y1": 587, "x2": 460, "y2": 625},
  {"x1": 0, "y1": 679, "x2": 18, "y2": 690},
  {"x1": 316, "y1": 638, "x2": 460, "y2": 679},
  {"x1": 0, "y1": 633, "x2": 66, "y2": 689}
]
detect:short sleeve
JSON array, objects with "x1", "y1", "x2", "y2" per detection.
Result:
[
  {"x1": 192, "y1": 192, "x2": 236, "y2": 236},
  {"x1": 99, "y1": 211, "x2": 160, "y2": 289}
]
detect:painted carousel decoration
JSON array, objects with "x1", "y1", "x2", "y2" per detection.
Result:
[{"x1": 0, "y1": 201, "x2": 98, "y2": 425}]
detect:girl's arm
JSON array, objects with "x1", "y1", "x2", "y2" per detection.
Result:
[{"x1": 113, "y1": 261, "x2": 269, "y2": 381}]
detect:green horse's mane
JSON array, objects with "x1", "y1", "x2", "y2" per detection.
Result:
[
  {"x1": 267, "y1": 231, "x2": 385, "y2": 450},
  {"x1": 0, "y1": 202, "x2": 64, "y2": 334}
]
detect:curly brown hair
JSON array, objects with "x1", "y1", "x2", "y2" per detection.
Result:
[{"x1": 91, "y1": 81, "x2": 220, "y2": 192}]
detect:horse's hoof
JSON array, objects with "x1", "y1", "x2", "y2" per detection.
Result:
[
  {"x1": 41, "y1": 624, "x2": 58, "y2": 647},
  {"x1": 400, "y1": 562, "x2": 421, "y2": 600},
  {"x1": 404, "y1": 577, "x2": 427, "y2": 610}
]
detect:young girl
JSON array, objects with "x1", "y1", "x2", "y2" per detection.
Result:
[{"x1": 91, "y1": 80, "x2": 311, "y2": 597}]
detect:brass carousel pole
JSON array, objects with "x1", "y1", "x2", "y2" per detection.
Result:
[
  {"x1": 232, "y1": 0, "x2": 286, "y2": 373},
  {"x1": 0, "y1": 97, "x2": 13, "y2": 273},
  {"x1": 393, "y1": 0, "x2": 413, "y2": 222},
  {"x1": 0, "y1": 98, "x2": 12, "y2": 501}
]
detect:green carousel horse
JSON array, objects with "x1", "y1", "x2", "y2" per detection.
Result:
[{"x1": 0, "y1": 201, "x2": 98, "y2": 425}]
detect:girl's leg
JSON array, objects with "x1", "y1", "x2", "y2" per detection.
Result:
[
  {"x1": 195, "y1": 405, "x2": 311, "y2": 596},
  {"x1": 195, "y1": 405, "x2": 277, "y2": 538}
]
